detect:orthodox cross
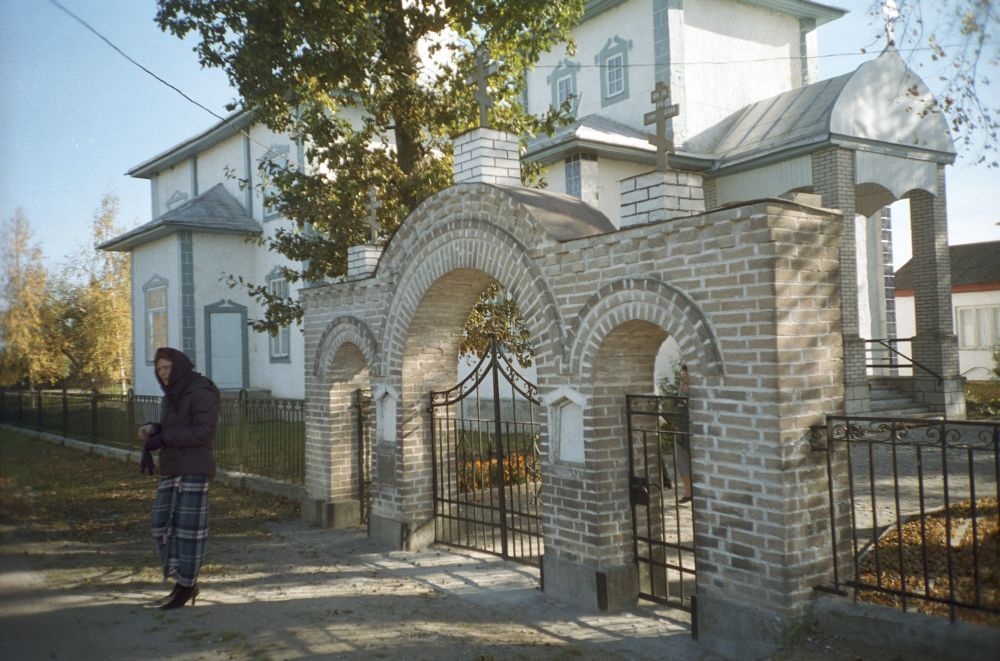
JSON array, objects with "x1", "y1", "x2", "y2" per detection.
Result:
[
  {"x1": 467, "y1": 43, "x2": 499, "y2": 128},
  {"x1": 643, "y1": 81, "x2": 679, "y2": 170},
  {"x1": 365, "y1": 187, "x2": 381, "y2": 243},
  {"x1": 882, "y1": 0, "x2": 899, "y2": 46}
]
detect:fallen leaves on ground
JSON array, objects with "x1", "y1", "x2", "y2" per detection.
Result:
[{"x1": 855, "y1": 496, "x2": 999, "y2": 626}]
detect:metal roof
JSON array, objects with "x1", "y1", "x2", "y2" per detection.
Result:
[
  {"x1": 524, "y1": 114, "x2": 655, "y2": 165},
  {"x1": 696, "y1": 46, "x2": 956, "y2": 171},
  {"x1": 99, "y1": 183, "x2": 262, "y2": 252},
  {"x1": 499, "y1": 185, "x2": 617, "y2": 241},
  {"x1": 126, "y1": 109, "x2": 255, "y2": 179}
]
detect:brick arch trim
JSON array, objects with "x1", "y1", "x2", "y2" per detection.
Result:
[
  {"x1": 313, "y1": 315, "x2": 380, "y2": 382},
  {"x1": 380, "y1": 220, "x2": 567, "y2": 378},
  {"x1": 378, "y1": 184, "x2": 558, "y2": 276},
  {"x1": 570, "y1": 278, "x2": 725, "y2": 380}
]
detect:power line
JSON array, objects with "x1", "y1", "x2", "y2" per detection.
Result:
[{"x1": 46, "y1": 0, "x2": 302, "y2": 171}]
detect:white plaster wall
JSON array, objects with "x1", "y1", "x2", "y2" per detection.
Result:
[
  {"x1": 713, "y1": 155, "x2": 812, "y2": 206},
  {"x1": 526, "y1": 0, "x2": 652, "y2": 127},
  {"x1": 679, "y1": 0, "x2": 801, "y2": 142},
  {"x1": 601, "y1": 159, "x2": 650, "y2": 227},
  {"x1": 896, "y1": 289, "x2": 1000, "y2": 380},
  {"x1": 526, "y1": 0, "x2": 804, "y2": 153},
  {"x1": 153, "y1": 162, "x2": 194, "y2": 218},
  {"x1": 131, "y1": 237, "x2": 181, "y2": 396},
  {"x1": 195, "y1": 134, "x2": 246, "y2": 206}
]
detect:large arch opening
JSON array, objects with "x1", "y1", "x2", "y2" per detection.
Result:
[{"x1": 386, "y1": 267, "x2": 544, "y2": 557}]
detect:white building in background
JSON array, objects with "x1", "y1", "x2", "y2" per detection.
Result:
[
  {"x1": 895, "y1": 240, "x2": 1000, "y2": 380},
  {"x1": 101, "y1": 111, "x2": 309, "y2": 398}
]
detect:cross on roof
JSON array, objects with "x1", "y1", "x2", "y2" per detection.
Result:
[
  {"x1": 365, "y1": 187, "x2": 380, "y2": 243},
  {"x1": 882, "y1": 0, "x2": 899, "y2": 46},
  {"x1": 466, "y1": 43, "x2": 499, "y2": 128},
  {"x1": 643, "y1": 81, "x2": 680, "y2": 170}
]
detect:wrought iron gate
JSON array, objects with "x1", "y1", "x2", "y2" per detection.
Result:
[
  {"x1": 353, "y1": 389, "x2": 374, "y2": 522},
  {"x1": 429, "y1": 337, "x2": 543, "y2": 567},
  {"x1": 626, "y1": 394, "x2": 697, "y2": 612}
]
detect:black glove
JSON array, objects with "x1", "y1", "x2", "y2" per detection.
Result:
[
  {"x1": 140, "y1": 450, "x2": 156, "y2": 475},
  {"x1": 144, "y1": 434, "x2": 165, "y2": 452}
]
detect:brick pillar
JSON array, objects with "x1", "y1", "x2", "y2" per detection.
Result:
[
  {"x1": 908, "y1": 165, "x2": 965, "y2": 416},
  {"x1": 453, "y1": 128, "x2": 521, "y2": 186},
  {"x1": 695, "y1": 201, "x2": 844, "y2": 659},
  {"x1": 347, "y1": 244, "x2": 382, "y2": 279},
  {"x1": 619, "y1": 169, "x2": 705, "y2": 227},
  {"x1": 811, "y1": 148, "x2": 867, "y2": 415}
]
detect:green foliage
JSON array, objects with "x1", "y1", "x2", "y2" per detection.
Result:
[
  {"x1": 156, "y1": 0, "x2": 585, "y2": 336},
  {"x1": 460, "y1": 280, "x2": 533, "y2": 367},
  {"x1": 993, "y1": 344, "x2": 1000, "y2": 379}
]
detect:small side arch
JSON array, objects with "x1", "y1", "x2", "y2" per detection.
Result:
[
  {"x1": 569, "y1": 277, "x2": 725, "y2": 381},
  {"x1": 313, "y1": 315, "x2": 381, "y2": 382}
]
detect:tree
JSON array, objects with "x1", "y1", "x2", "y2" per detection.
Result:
[
  {"x1": 57, "y1": 194, "x2": 133, "y2": 392},
  {"x1": 0, "y1": 209, "x2": 64, "y2": 387},
  {"x1": 869, "y1": 0, "x2": 999, "y2": 165},
  {"x1": 157, "y1": 0, "x2": 585, "y2": 359}
]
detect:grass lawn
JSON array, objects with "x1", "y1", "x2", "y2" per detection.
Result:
[{"x1": 0, "y1": 427, "x2": 300, "y2": 586}]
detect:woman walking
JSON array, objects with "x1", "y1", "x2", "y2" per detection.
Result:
[{"x1": 138, "y1": 347, "x2": 219, "y2": 610}]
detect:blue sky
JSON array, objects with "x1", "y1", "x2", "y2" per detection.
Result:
[{"x1": 1, "y1": 0, "x2": 997, "y2": 273}]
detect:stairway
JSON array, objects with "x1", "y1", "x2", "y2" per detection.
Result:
[{"x1": 867, "y1": 379, "x2": 941, "y2": 419}]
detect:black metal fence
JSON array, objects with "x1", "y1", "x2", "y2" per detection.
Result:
[
  {"x1": 0, "y1": 387, "x2": 305, "y2": 485},
  {"x1": 812, "y1": 416, "x2": 999, "y2": 624}
]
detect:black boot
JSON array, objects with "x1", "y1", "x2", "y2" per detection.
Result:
[
  {"x1": 153, "y1": 583, "x2": 182, "y2": 607},
  {"x1": 160, "y1": 584, "x2": 199, "y2": 610}
]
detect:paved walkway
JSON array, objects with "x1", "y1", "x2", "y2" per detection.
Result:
[{"x1": 1, "y1": 519, "x2": 721, "y2": 661}]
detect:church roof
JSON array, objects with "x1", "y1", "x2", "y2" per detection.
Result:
[
  {"x1": 523, "y1": 114, "x2": 655, "y2": 165},
  {"x1": 127, "y1": 110, "x2": 255, "y2": 179},
  {"x1": 895, "y1": 240, "x2": 1000, "y2": 292},
  {"x1": 686, "y1": 46, "x2": 956, "y2": 172},
  {"x1": 500, "y1": 186, "x2": 618, "y2": 241},
  {"x1": 583, "y1": 0, "x2": 845, "y2": 26},
  {"x1": 99, "y1": 183, "x2": 262, "y2": 252}
]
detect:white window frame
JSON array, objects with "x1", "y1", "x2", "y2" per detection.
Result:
[
  {"x1": 956, "y1": 304, "x2": 1000, "y2": 349},
  {"x1": 266, "y1": 272, "x2": 291, "y2": 361},
  {"x1": 605, "y1": 52, "x2": 625, "y2": 98},
  {"x1": 143, "y1": 278, "x2": 168, "y2": 363},
  {"x1": 565, "y1": 155, "x2": 582, "y2": 199}
]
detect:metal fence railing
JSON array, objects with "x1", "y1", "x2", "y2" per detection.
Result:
[
  {"x1": 812, "y1": 415, "x2": 999, "y2": 625},
  {"x1": 0, "y1": 387, "x2": 305, "y2": 485}
]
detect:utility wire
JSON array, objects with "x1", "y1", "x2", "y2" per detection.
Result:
[{"x1": 46, "y1": 0, "x2": 303, "y2": 171}]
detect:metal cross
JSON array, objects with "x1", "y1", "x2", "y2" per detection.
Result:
[
  {"x1": 466, "y1": 43, "x2": 499, "y2": 128},
  {"x1": 643, "y1": 81, "x2": 680, "y2": 170},
  {"x1": 882, "y1": 0, "x2": 899, "y2": 46},
  {"x1": 365, "y1": 187, "x2": 380, "y2": 243}
]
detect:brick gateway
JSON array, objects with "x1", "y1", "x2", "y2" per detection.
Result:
[{"x1": 300, "y1": 127, "x2": 958, "y2": 658}]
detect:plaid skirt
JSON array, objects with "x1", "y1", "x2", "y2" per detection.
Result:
[{"x1": 151, "y1": 476, "x2": 210, "y2": 588}]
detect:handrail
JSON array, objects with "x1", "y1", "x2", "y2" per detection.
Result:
[{"x1": 864, "y1": 338, "x2": 942, "y2": 385}]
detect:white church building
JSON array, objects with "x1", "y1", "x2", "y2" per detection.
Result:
[{"x1": 106, "y1": 0, "x2": 961, "y2": 416}]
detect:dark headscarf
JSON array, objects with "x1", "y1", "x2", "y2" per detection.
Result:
[{"x1": 154, "y1": 347, "x2": 199, "y2": 411}]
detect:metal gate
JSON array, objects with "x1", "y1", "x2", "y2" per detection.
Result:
[
  {"x1": 626, "y1": 394, "x2": 697, "y2": 613},
  {"x1": 429, "y1": 336, "x2": 543, "y2": 567},
  {"x1": 353, "y1": 389, "x2": 374, "y2": 523}
]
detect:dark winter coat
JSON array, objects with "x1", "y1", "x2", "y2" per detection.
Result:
[{"x1": 152, "y1": 348, "x2": 219, "y2": 478}]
